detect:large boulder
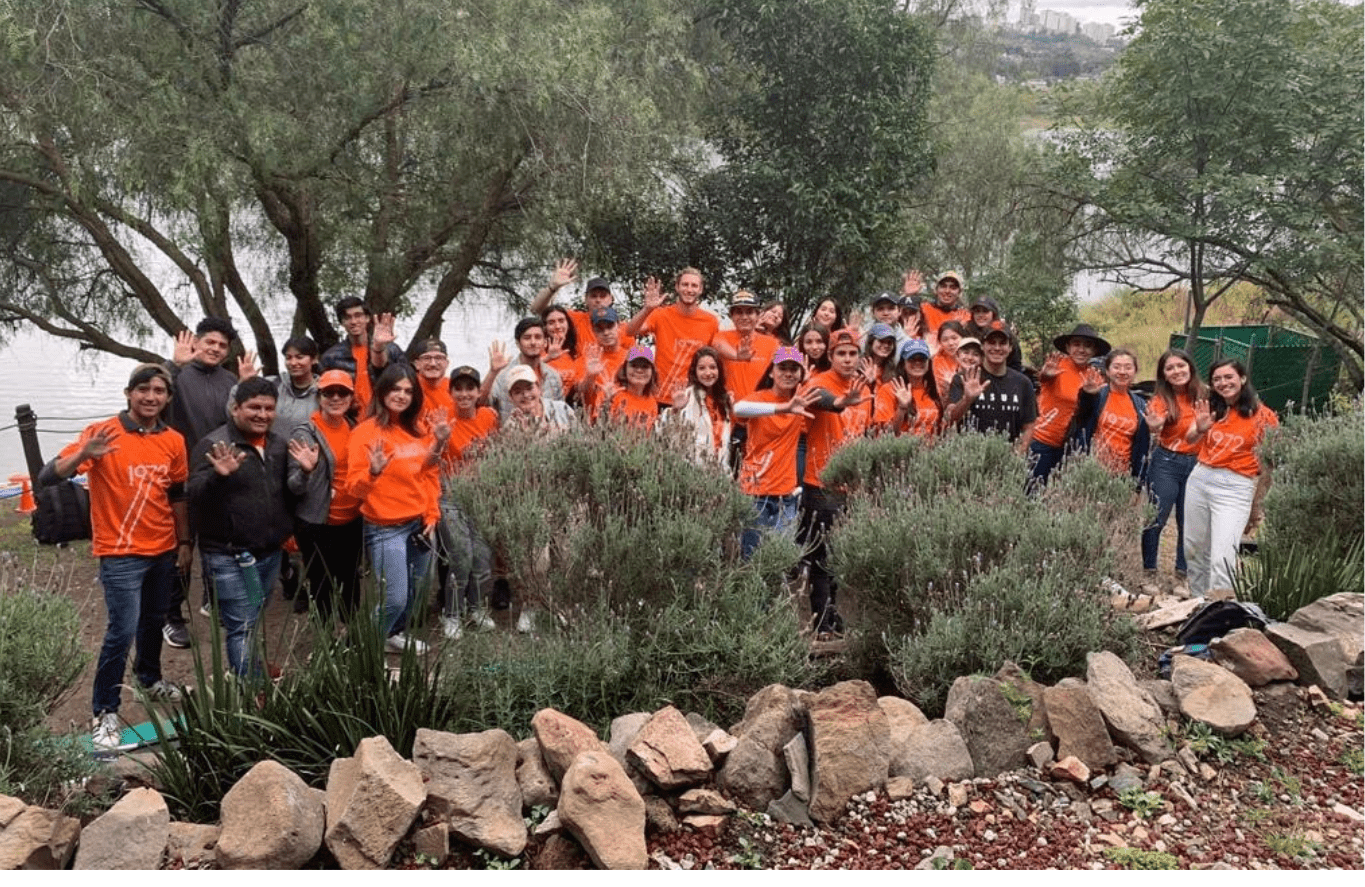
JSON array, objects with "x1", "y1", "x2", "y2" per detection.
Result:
[
  {"x1": 1210, "y1": 628, "x2": 1298, "y2": 686},
  {"x1": 557, "y1": 751, "x2": 647, "y2": 870},
  {"x1": 1042, "y1": 685, "x2": 1117, "y2": 771},
  {"x1": 716, "y1": 736, "x2": 788, "y2": 811},
  {"x1": 878, "y1": 696, "x2": 929, "y2": 758},
  {"x1": 531, "y1": 709, "x2": 610, "y2": 782},
  {"x1": 626, "y1": 706, "x2": 713, "y2": 790},
  {"x1": 944, "y1": 676, "x2": 1032, "y2": 777},
  {"x1": 1266, "y1": 623, "x2": 1353, "y2": 699},
  {"x1": 0, "y1": 802, "x2": 80, "y2": 870},
  {"x1": 324, "y1": 735, "x2": 426, "y2": 870},
  {"x1": 217, "y1": 760, "x2": 324, "y2": 869},
  {"x1": 412, "y1": 728, "x2": 526, "y2": 858},
  {"x1": 1288, "y1": 593, "x2": 1364, "y2": 661},
  {"x1": 806, "y1": 681, "x2": 891, "y2": 823},
  {"x1": 890, "y1": 720, "x2": 975, "y2": 784},
  {"x1": 1086, "y1": 651, "x2": 1173, "y2": 763},
  {"x1": 73, "y1": 787, "x2": 170, "y2": 870},
  {"x1": 1171, "y1": 654, "x2": 1258, "y2": 736},
  {"x1": 728, "y1": 684, "x2": 804, "y2": 753}
]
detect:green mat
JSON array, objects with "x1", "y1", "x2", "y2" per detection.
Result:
[{"x1": 82, "y1": 716, "x2": 183, "y2": 755}]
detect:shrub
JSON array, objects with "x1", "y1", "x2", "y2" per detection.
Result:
[
  {"x1": 827, "y1": 433, "x2": 1140, "y2": 715},
  {"x1": 1234, "y1": 532, "x2": 1364, "y2": 622},
  {"x1": 1258, "y1": 404, "x2": 1363, "y2": 560}
]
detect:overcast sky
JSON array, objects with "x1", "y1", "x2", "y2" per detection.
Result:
[{"x1": 1015, "y1": 1, "x2": 1138, "y2": 28}]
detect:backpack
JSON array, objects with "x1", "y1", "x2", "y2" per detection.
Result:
[
  {"x1": 31, "y1": 480, "x2": 92, "y2": 545},
  {"x1": 1173, "y1": 599, "x2": 1270, "y2": 647}
]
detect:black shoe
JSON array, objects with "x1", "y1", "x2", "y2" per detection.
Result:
[
  {"x1": 162, "y1": 622, "x2": 191, "y2": 649},
  {"x1": 491, "y1": 578, "x2": 512, "y2": 610}
]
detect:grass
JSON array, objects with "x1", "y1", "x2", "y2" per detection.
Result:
[{"x1": 1103, "y1": 847, "x2": 1179, "y2": 870}]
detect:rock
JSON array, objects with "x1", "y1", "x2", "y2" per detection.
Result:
[
  {"x1": 531, "y1": 833, "x2": 590, "y2": 870},
  {"x1": 1043, "y1": 686, "x2": 1117, "y2": 771},
  {"x1": 944, "y1": 676, "x2": 1031, "y2": 777},
  {"x1": 165, "y1": 822, "x2": 219, "y2": 869},
  {"x1": 806, "y1": 680, "x2": 891, "y2": 823},
  {"x1": 947, "y1": 783, "x2": 969, "y2": 808},
  {"x1": 922, "y1": 776, "x2": 944, "y2": 796},
  {"x1": 411, "y1": 823, "x2": 449, "y2": 866},
  {"x1": 783, "y1": 734, "x2": 811, "y2": 802},
  {"x1": 683, "y1": 814, "x2": 726, "y2": 833},
  {"x1": 1176, "y1": 745, "x2": 1201, "y2": 776},
  {"x1": 533, "y1": 809, "x2": 565, "y2": 837},
  {"x1": 766, "y1": 790, "x2": 814, "y2": 828},
  {"x1": 701, "y1": 728, "x2": 738, "y2": 764},
  {"x1": 684, "y1": 712, "x2": 722, "y2": 745},
  {"x1": 1266, "y1": 622, "x2": 1354, "y2": 699},
  {"x1": 532, "y1": 708, "x2": 610, "y2": 782},
  {"x1": 1135, "y1": 597, "x2": 1206, "y2": 631},
  {"x1": 217, "y1": 761, "x2": 324, "y2": 869},
  {"x1": 1210, "y1": 628, "x2": 1299, "y2": 686},
  {"x1": 1139, "y1": 679, "x2": 1182, "y2": 717},
  {"x1": 886, "y1": 776, "x2": 917, "y2": 801},
  {"x1": 516, "y1": 737, "x2": 559, "y2": 810},
  {"x1": 626, "y1": 706, "x2": 713, "y2": 790},
  {"x1": 677, "y1": 788, "x2": 736, "y2": 816},
  {"x1": 892, "y1": 720, "x2": 975, "y2": 784},
  {"x1": 557, "y1": 751, "x2": 647, "y2": 870},
  {"x1": 1049, "y1": 756, "x2": 1090, "y2": 784},
  {"x1": 1288, "y1": 593, "x2": 1364, "y2": 661},
  {"x1": 324, "y1": 735, "x2": 426, "y2": 870},
  {"x1": 877, "y1": 696, "x2": 929, "y2": 747},
  {"x1": 716, "y1": 735, "x2": 788, "y2": 811},
  {"x1": 1331, "y1": 802, "x2": 1364, "y2": 823},
  {"x1": 412, "y1": 728, "x2": 526, "y2": 858},
  {"x1": 1171, "y1": 655, "x2": 1257, "y2": 735},
  {"x1": 1086, "y1": 651, "x2": 1173, "y2": 763},
  {"x1": 643, "y1": 797, "x2": 679, "y2": 835},
  {"x1": 915, "y1": 846, "x2": 955, "y2": 870},
  {"x1": 608, "y1": 713, "x2": 652, "y2": 762},
  {"x1": 73, "y1": 787, "x2": 169, "y2": 870},
  {"x1": 0, "y1": 795, "x2": 24, "y2": 828},
  {"x1": 1027, "y1": 742, "x2": 1054, "y2": 769},
  {"x1": 0, "y1": 805, "x2": 81, "y2": 870},
  {"x1": 728, "y1": 684, "x2": 804, "y2": 752}
]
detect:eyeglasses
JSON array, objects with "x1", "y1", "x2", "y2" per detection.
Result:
[{"x1": 320, "y1": 388, "x2": 352, "y2": 399}]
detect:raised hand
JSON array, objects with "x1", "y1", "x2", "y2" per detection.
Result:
[
  {"x1": 81, "y1": 428, "x2": 117, "y2": 461},
  {"x1": 1192, "y1": 397, "x2": 1212, "y2": 432},
  {"x1": 784, "y1": 387, "x2": 821, "y2": 418},
  {"x1": 902, "y1": 312, "x2": 922, "y2": 338},
  {"x1": 858, "y1": 356, "x2": 879, "y2": 387},
  {"x1": 367, "y1": 439, "x2": 391, "y2": 476},
  {"x1": 1144, "y1": 407, "x2": 1167, "y2": 433},
  {"x1": 372, "y1": 313, "x2": 397, "y2": 349},
  {"x1": 890, "y1": 377, "x2": 914, "y2": 411},
  {"x1": 1040, "y1": 352, "x2": 1064, "y2": 380},
  {"x1": 671, "y1": 383, "x2": 690, "y2": 411},
  {"x1": 206, "y1": 440, "x2": 247, "y2": 476},
  {"x1": 845, "y1": 308, "x2": 864, "y2": 332},
  {"x1": 488, "y1": 340, "x2": 509, "y2": 374},
  {"x1": 172, "y1": 330, "x2": 195, "y2": 366},
  {"x1": 237, "y1": 350, "x2": 259, "y2": 381},
  {"x1": 901, "y1": 268, "x2": 924, "y2": 296},
  {"x1": 549, "y1": 258, "x2": 578, "y2": 291},
  {"x1": 583, "y1": 343, "x2": 604, "y2": 379},
  {"x1": 840, "y1": 374, "x2": 869, "y2": 407},
  {"x1": 642, "y1": 276, "x2": 664, "y2": 310},
  {"x1": 1081, "y1": 365, "x2": 1105, "y2": 394},
  {"x1": 428, "y1": 408, "x2": 452, "y2": 446},
  {"x1": 737, "y1": 333, "x2": 754, "y2": 362},
  {"x1": 962, "y1": 365, "x2": 991, "y2": 401},
  {"x1": 287, "y1": 438, "x2": 319, "y2": 473}
]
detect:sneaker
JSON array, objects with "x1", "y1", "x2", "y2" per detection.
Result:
[
  {"x1": 515, "y1": 611, "x2": 534, "y2": 633},
  {"x1": 384, "y1": 633, "x2": 428, "y2": 655},
  {"x1": 441, "y1": 616, "x2": 464, "y2": 641},
  {"x1": 467, "y1": 608, "x2": 496, "y2": 631},
  {"x1": 162, "y1": 622, "x2": 190, "y2": 649},
  {"x1": 198, "y1": 603, "x2": 212, "y2": 617},
  {"x1": 91, "y1": 712, "x2": 121, "y2": 751},
  {"x1": 142, "y1": 680, "x2": 182, "y2": 703}
]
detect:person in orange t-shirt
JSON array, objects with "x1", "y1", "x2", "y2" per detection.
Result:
[
  {"x1": 918, "y1": 270, "x2": 972, "y2": 338},
  {"x1": 319, "y1": 297, "x2": 406, "y2": 416},
  {"x1": 711, "y1": 291, "x2": 779, "y2": 404},
  {"x1": 1182, "y1": 360, "x2": 1278, "y2": 598},
  {"x1": 605, "y1": 344, "x2": 662, "y2": 428},
  {"x1": 626, "y1": 268, "x2": 720, "y2": 406},
  {"x1": 1073, "y1": 349, "x2": 1151, "y2": 483},
  {"x1": 1138, "y1": 348, "x2": 1208, "y2": 576},
  {"x1": 1029, "y1": 323, "x2": 1111, "y2": 489},
  {"x1": 542, "y1": 306, "x2": 584, "y2": 403},
  {"x1": 412, "y1": 337, "x2": 455, "y2": 430},
  {"x1": 347, "y1": 364, "x2": 449, "y2": 654},
  {"x1": 51, "y1": 363, "x2": 190, "y2": 748},
  {"x1": 880, "y1": 338, "x2": 944, "y2": 438},
  {"x1": 527, "y1": 260, "x2": 636, "y2": 352}
]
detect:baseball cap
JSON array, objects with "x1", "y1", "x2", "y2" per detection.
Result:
[
  {"x1": 449, "y1": 365, "x2": 481, "y2": 385},
  {"x1": 414, "y1": 338, "x2": 447, "y2": 357},
  {"x1": 584, "y1": 276, "x2": 611, "y2": 293},
  {"x1": 506, "y1": 365, "x2": 537, "y2": 388},
  {"x1": 589, "y1": 306, "x2": 620, "y2": 325},
  {"x1": 316, "y1": 369, "x2": 354, "y2": 391},
  {"x1": 957, "y1": 337, "x2": 984, "y2": 353},
  {"x1": 730, "y1": 290, "x2": 760, "y2": 310},
  {"x1": 830, "y1": 328, "x2": 860, "y2": 349},
  {"x1": 869, "y1": 322, "x2": 898, "y2": 341},
  {"x1": 626, "y1": 344, "x2": 655, "y2": 364},
  {"x1": 982, "y1": 320, "x2": 1011, "y2": 342},
  {"x1": 899, "y1": 339, "x2": 931, "y2": 362},
  {"x1": 898, "y1": 295, "x2": 921, "y2": 310},
  {"x1": 773, "y1": 346, "x2": 806, "y2": 366},
  {"x1": 871, "y1": 291, "x2": 898, "y2": 307},
  {"x1": 937, "y1": 271, "x2": 964, "y2": 287}
]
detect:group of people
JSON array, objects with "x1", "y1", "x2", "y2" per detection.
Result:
[{"x1": 55, "y1": 262, "x2": 1276, "y2": 749}]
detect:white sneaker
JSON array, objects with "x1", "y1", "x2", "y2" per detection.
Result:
[
  {"x1": 516, "y1": 611, "x2": 534, "y2": 633},
  {"x1": 468, "y1": 608, "x2": 496, "y2": 631},
  {"x1": 199, "y1": 603, "x2": 211, "y2": 617},
  {"x1": 384, "y1": 633, "x2": 428, "y2": 655},
  {"x1": 91, "y1": 713, "x2": 121, "y2": 751},
  {"x1": 441, "y1": 616, "x2": 464, "y2": 640},
  {"x1": 142, "y1": 680, "x2": 182, "y2": 703}
]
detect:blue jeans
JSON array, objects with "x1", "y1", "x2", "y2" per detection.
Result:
[
  {"x1": 365, "y1": 520, "x2": 434, "y2": 637},
  {"x1": 93, "y1": 552, "x2": 176, "y2": 716},
  {"x1": 1142, "y1": 447, "x2": 1197, "y2": 572},
  {"x1": 203, "y1": 549, "x2": 282, "y2": 676},
  {"x1": 741, "y1": 493, "x2": 800, "y2": 560},
  {"x1": 1027, "y1": 439, "x2": 1068, "y2": 490},
  {"x1": 437, "y1": 496, "x2": 491, "y2": 617}
]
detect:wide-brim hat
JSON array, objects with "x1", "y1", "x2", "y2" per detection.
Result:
[{"x1": 1053, "y1": 323, "x2": 1111, "y2": 356}]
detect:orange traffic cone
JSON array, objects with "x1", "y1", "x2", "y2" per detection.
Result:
[{"x1": 9, "y1": 474, "x2": 35, "y2": 515}]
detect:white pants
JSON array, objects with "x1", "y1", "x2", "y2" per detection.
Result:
[{"x1": 1183, "y1": 462, "x2": 1257, "y2": 598}]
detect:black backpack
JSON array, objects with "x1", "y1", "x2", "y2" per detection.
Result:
[
  {"x1": 31, "y1": 479, "x2": 92, "y2": 545},
  {"x1": 1174, "y1": 599, "x2": 1270, "y2": 647}
]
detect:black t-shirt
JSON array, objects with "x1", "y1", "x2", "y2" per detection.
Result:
[{"x1": 948, "y1": 365, "x2": 1038, "y2": 442}]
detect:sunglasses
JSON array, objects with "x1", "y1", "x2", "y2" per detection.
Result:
[{"x1": 320, "y1": 388, "x2": 352, "y2": 399}]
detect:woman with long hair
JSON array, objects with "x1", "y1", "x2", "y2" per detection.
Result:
[
  {"x1": 882, "y1": 339, "x2": 944, "y2": 437},
  {"x1": 796, "y1": 324, "x2": 832, "y2": 374},
  {"x1": 667, "y1": 346, "x2": 732, "y2": 469},
  {"x1": 347, "y1": 363, "x2": 449, "y2": 653},
  {"x1": 542, "y1": 305, "x2": 582, "y2": 404},
  {"x1": 808, "y1": 298, "x2": 844, "y2": 334},
  {"x1": 757, "y1": 300, "x2": 793, "y2": 344},
  {"x1": 1140, "y1": 348, "x2": 1208, "y2": 579},
  {"x1": 607, "y1": 344, "x2": 661, "y2": 427},
  {"x1": 1182, "y1": 359, "x2": 1278, "y2": 598},
  {"x1": 287, "y1": 369, "x2": 364, "y2": 621},
  {"x1": 932, "y1": 320, "x2": 966, "y2": 393}
]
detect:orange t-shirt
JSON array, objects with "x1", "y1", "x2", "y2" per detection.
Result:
[
  {"x1": 932, "y1": 352, "x2": 959, "y2": 394},
  {"x1": 871, "y1": 383, "x2": 899, "y2": 430},
  {"x1": 738, "y1": 390, "x2": 808, "y2": 496},
  {"x1": 639, "y1": 305, "x2": 720, "y2": 405},
  {"x1": 1034, "y1": 360, "x2": 1087, "y2": 448},
  {"x1": 903, "y1": 384, "x2": 941, "y2": 438},
  {"x1": 568, "y1": 309, "x2": 635, "y2": 352},
  {"x1": 803, "y1": 369, "x2": 871, "y2": 488},
  {"x1": 59, "y1": 415, "x2": 187, "y2": 558},
  {"x1": 1147, "y1": 391, "x2": 1200, "y2": 454},
  {"x1": 579, "y1": 346, "x2": 631, "y2": 421},
  {"x1": 608, "y1": 389, "x2": 659, "y2": 428},
  {"x1": 921, "y1": 303, "x2": 970, "y2": 334},
  {"x1": 1199, "y1": 404, "x2": 1278, "y2": 478},
  {"x1": 544, "y1": 352, "x2": 582, "y2": 397},
  {"x1": 346, "y1": 418, "x2": 440, "y2": 525},
  {"x1": 446, "y1": 407, "x2": 499, "y2": 465},
  {"x1": 1094, "y1": 393, "x2": 1138, "y2": 475},
  {"x1": 419, "y1": 376, "x2": 454, "y2": 427},
  {"x1": 712, "y1": 330, "x2": 779, "y2": 403},
  {"x1": 309, "y1": 412, "x2": 362, "y2": 525},
  {"x1": 351, "y1": 343, "x2": 374, "y2": 414}
]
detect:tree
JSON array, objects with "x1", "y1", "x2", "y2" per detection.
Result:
[
  {"x1": 1052, "y1": 0, "x2": 1363, "y2": 388},
  {"x1": 0, "y1": 0, "x2": 696, "y2": 371}
]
